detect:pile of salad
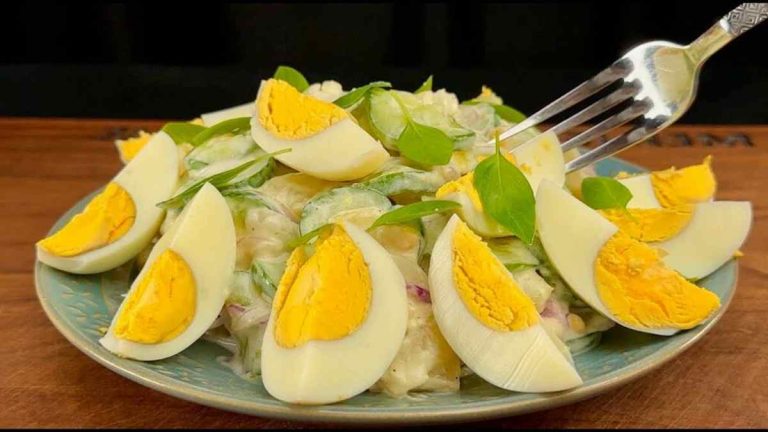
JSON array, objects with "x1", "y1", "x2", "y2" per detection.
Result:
[{"x1": 36, "y1": 66, "x2": 750, "y2": 405}]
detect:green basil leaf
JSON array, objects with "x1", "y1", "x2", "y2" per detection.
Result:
[
  {"x1": 396, "y1": 121, "x2": 454, "y2": 166},
  {"x1": 286, "y1": 223, "x2": 331, "y2": 249},
  {"x1": 333, "y1": 81, "x2": 391, "y2": 109},
  {"x1": 473, "y1": 138, "x2": 536, "y2": 244},
  {"x1": 369, "y1": 200, "x2": 459, "y2": 230},
  {"x1": 581, "y1": 177, "x2": 633, "y2": 210},
  {"x1": 415, "y1": 75, "x2": 433, "y2": 94},
  {"x1": 158, "y1": 149, "x2": 289, "y2": 209},
  {"x1": 492, "y1": 104, "x2": 527, "y2": 123},
  {"x1": 161, "y1": 122, "x2": 207, "y2": 145},
  {"x1": 190, "y1": 117, "x2": 251, "y2": 147},
  {"x1": 273, "y1": 65, "x2": 310, "y2": 92}
]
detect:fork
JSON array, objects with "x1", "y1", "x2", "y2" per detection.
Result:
[{"x1": 495, "y1": 3, "x2": 768, "y2": 173}]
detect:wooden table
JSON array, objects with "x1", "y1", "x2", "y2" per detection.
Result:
[{"x1": 1, "y1": 118, "x2": 766, "y2": 428}]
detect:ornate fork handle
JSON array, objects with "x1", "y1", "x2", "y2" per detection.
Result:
[
  {"x1": 688, "y1": 3, "x2": 768, "y2": 63},
  {"x1": 721, "y1": 3, "x2": 768, "y2": 36}
]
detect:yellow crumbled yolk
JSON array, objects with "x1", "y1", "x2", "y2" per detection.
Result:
[
  {"x1": 436, "y1": 172, "x2": 483, "y2": 210},
  {"x1": 451, "y1": 222, "x2": 538, "y2": 331},
  {"x1": 273, "y1": 225, "x2": 372, "y2": 348},
  {"x1": 598, "y1": 206, "x2": 693, "y2": 242},
  {"x1": 257, "y1": 78, "x2": 348, "y2": 140},
  {"x1": 595, "y1": 232, "x2": 720, "y2": 330},
  {"x1": 650, "y1": 156, "x2": 716, "y2": 208},
  {"x1": 114, "y1": 249, "x2": 196, "y2": 343},
  {"x1": 473, "y1": 85, "x2": 503, "y2": 105},
  {"x1": 189, "y1": 118, "x2": 204, "y2": 125},
  {"x1": 435, "y1": 153, "x2": 520, "y2": 211},
  {"x1": 734, "y1": 250, "x2": 744, "y2": 258},
  {"x1": 37, "y1": 182, "x2": 135, "y2": 257},
  {"x1": 116, "y1": 131, "x2": 153, "y2": 163}
]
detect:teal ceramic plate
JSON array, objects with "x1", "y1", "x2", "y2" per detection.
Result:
[{"x1": 35, "y1": 157, "x2": 738, "y2": 425}]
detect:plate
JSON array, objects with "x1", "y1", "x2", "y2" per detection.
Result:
[{"x1": 34, "y1": 157, "x2": 738, "y2": 425}]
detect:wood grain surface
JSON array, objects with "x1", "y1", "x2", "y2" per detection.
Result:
[{"x1": 1, "y1": 118, "x2": 766, "y2": 428}]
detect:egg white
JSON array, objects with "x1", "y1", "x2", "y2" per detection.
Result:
[
  {"x1": 99, "y1": 183, "x2": 236, "y2": 360},
  {"x1": 250, "y1": 81, "x2": 390, "y2": 181},
  {"x1": 535, "y1": 180, "x2": 679, "y2": 336},
  {"x1": 260, "y1": 221, "x2": 408, "y2": 405},
  {"x1": 508, "y1": 130, "x2": 565, "y2": 192},
  {"x1": 200, "y1": 102, "x2": 254, "y2": 127},
  {"x1": 428, "y1": 215, "x2": 582, "y2": 392},
  {"x1": 617, "y1": 174, "x2": 663, "y2": 208},
  {"x1": 654, "y1": 201, "x2": 752, "y2": 280},
  {"x1": 36, "y1": 132, "x2": 179, "y2": 274}
]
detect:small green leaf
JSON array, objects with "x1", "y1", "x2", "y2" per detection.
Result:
[
  {"x1": 161, "y1": 122, "x2": 206, "y2": 145},
  {"x1": 581, "y1": 177, "x2": 633, "y2": 210},
  {"x1": 190, "y1": 117, "x2": 251, "y2": 147},
  {"x1": 333, "y1": 81, "x2": 391, "y2": 109},
  {"x1": 286, "y1": 223, "x2": 331, "y2": 249},
  {"x1": 492, "y1": 104, "x2": 527, "y2": 123},
  {"x1": 415, "y1": 75, "x2": 433, "y2": 94},
  {"x1": 473, "y1": 135, "x2": 536, "y2": 244},
  {"x1": 158, "y1": 149, "x2": 290, "y2": 209},
  {"x1": 273, "y1": 65, "x2": 310, "y2": 92},
  {"x1": 396, "y1": 122, "x2": 454, "y2": 166},
  {"x1": 369, "y1": 200, "x2": 460, "y2": 230}
]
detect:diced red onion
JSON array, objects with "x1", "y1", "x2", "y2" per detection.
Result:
[{"x1": 406, "y1": 283, "x2": 431, "y2": 303}]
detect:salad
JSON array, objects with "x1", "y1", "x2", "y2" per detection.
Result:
[{"x1": 36, "y1": 66, "x2": 752, "y2": 405}]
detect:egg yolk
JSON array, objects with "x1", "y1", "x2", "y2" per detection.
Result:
[
  {"x1": 115, "y1": 131, "x2": 153, "y2": 163},
  {"x1": 451, "y1": 222, "x2": 538, "y2": 332},
  {"x1": 257, "y1": 78, "x2": 348, "y2": 140},
  {"x1": 436, "y1": 172, "x2": 483, "y2": 210},
  {"x1": 272, "y1": 225, "x2": 372, "y2": 348},
  {"x1": 598, "y1": 206, "x2": 693, "y2": 242},
  {"x1": 114, "y1": 249, "x2": 196, "y2": 344},
  {"x1": 651, "y1": 156, "x2": 716, "y2": 208},
  {"x1": 595, "y1": 232, "x2": 720, "y2": 330},
  {"x1": 37, "y1": 182, "x2": 135, "y2": 257}
]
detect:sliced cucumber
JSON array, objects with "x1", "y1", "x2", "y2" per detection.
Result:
[
  {"x1": 299, "y1": 186, "x2": 392, "y2": 234},
  {"x1": 358, "y1": 158, "x2": 445, "y2": 196},
  {"x1": 251, "y1": 259, "x2": 286, "y2": 299},
  {"x1": 228, "y1": 271, "x2": 262, "y2": 306},
  {"x1": 184, "y1": 133, "x2": 256, "y2": 171},
  {"x1": 369, "y1": 89, "x2": 474, "y2": 151},
  {"x1": 454, "y1": 103, "x2": 496, "y2": 134},
  {"x1": 487, "y1": 237, "x2": 540, "y2": 271}
]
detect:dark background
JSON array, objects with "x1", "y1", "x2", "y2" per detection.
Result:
[{"x1": 2, "y1": 1, "x2": 767, "y2": 122}]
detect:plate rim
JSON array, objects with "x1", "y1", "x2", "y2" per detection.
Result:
[{"x1": 33, "y1": 157, "x2": 739, "y2": 425}]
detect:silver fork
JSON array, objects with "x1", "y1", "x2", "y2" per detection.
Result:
[{"x1": 495, "y1": 3, "x2": 768, "y2": 173}]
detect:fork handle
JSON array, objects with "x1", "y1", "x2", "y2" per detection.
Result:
[{"x1": 687, "y1": 3, "x2": 768, "y2": 63}]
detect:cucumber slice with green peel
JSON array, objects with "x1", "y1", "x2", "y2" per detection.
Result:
[
  {"x1": 487, "y1": 237, "x2": 541, "y2": 271},
  {"x1": 228, "y1": 271, "x2": 262, "y2": 306},
  {"x1": 358, "y1": 159, "x2": 446, "y2": 196},
  {"x1": 184, "y1": 133, "x2": 257, "y2": 171},
  {"x1": 251, "y1": 259, "x2": 287, "y2": 300},
  {"x1": 299, "y1": 186, "x2": 392, "y2": 234},
  {"x1": 369, "y1": 89, "x2": 474, "y2": 151}
]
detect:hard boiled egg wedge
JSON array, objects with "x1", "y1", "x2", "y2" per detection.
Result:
[
  {"x1": 618, "y1": 157, "x2": 716, "y2": 209},
  {"x1": 428, "y1": 215, "x2": 582, "y2": 392},
  {"x1": 250, "y1": 78, "x2": 390, "y2": 181},
  {"x1": 37, "y1": 132, "x2": 179, "y2": 274},
  {"x1": 601, "y1": 202, "x2": 752, "y2": 280},
  {"x1": 536, "y1": 180, "x2": 721, "y2": 336},
  {"x1": 100, "y1": 183, "x2": 236, "y2": 360},
  {"x1": 260, "y1": 222, "x2": 408, "y2": 405},
  {"x1": 435, "y1": 131, "x2": 564, "y2": 237}
]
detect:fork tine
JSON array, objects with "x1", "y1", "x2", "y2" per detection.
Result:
[
  {"x1": 565, "y1": 121, "x2": 659, "y2": 173},
  {"x1": 560, "y1": 99, "x2": 651, "y2": 152},
  {"x1": 550, "y1": 81, "x2": 640, "y2": 138},
  {"x1": 495, "y1": 58, "x2": 632, "y2": 144}
]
